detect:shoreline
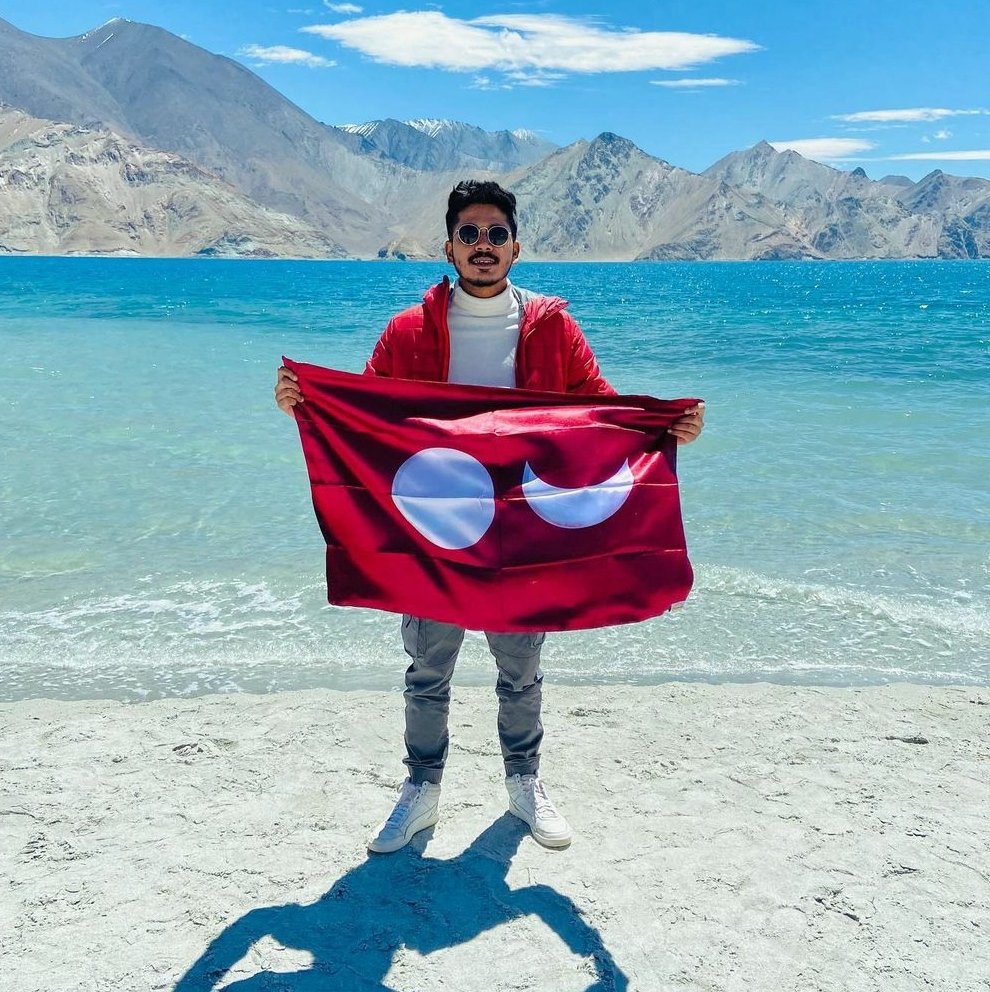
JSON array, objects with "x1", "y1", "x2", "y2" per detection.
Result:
[
  {"x1": 4, "y1": 681, "x2": 988, "y2": 991},
  {"x1": 3, "y1": 668, "x2": 989, "y2": 706}
]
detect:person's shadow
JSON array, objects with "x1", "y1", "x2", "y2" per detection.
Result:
[{"x1": 174, "y1": 814, "x2": 627, "y2": 991}]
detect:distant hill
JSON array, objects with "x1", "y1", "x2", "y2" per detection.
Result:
[
  {"x1": 703, "y1": 141, "x2": 973, "y2": 259},
  {"x1": 0, "y1": 108, "x2": 344, "y2": 257},
  {"x1": 507, "y1": 132, "x2": 800, "y2": 261},
  {"x1": 338, "y1": 118, "x2": 556, "y2": 172},
  {"x1": 894, "y1": 170, "x2": 990, "y2": 257},
  {"x1": 1, "y1": 14, "x2": 989, "y2": 260},
  {"x1": 0, "y1": 15, "x2": 408, "y2": 254}
]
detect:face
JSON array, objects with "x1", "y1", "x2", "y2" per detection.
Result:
[{"x1": 445, "y1": 203, "x2": 520, "y2": 298}]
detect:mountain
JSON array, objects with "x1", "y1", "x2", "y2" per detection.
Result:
[
  {"x1": 404, "y1": 118, "x2": 556, "y2": 170},
  {"x1": 0, "y1": 108, "x2": 344, "y2": 257},
  {"x1": 894, "y1": 170, "x2": 990, "y2": 258},
  {"x1": 376, "y1": 135, "x2": 990, "y2": 260},
  {"x1": 2, "y1": 15, "x2": 989, "y2": 260},
  {"x1": 505, "y1": 133, "x2": 809, "y2": 261},
  {"x1": 338, "y1": 118, "x2": 556, "y2": 172},
  {"x1": 703, "y1": 141, "x2": 946, "y2": 258},
  {"x1": 0, "y1": 15, "x2": 413, "y2": 254},
  {"x1": 0, "y1": 17, "x2": 126, "y2": 130},
  {"x1": 879, "y1": 174, "x2": 915, "y2": 189}
]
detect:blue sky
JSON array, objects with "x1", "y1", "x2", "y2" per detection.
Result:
[{"x1": 4, "y1": 0, "x2": 990, "y2": 181}]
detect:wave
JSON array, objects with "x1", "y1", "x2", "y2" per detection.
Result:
[
  {"x1": 698, "y1": 564, "x2": 990, "y2": 640},
  {"x1": 1, "y1": 567, "x2": 986, "y2": 702}
]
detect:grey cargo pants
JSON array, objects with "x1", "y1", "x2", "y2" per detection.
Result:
[{"x1": 401, "y1": 615, "x2": 545, "y2": 785}]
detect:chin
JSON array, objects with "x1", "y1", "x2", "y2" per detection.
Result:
[{"x1": 457, "y1": 265, "x2": 509, "y2": 287}]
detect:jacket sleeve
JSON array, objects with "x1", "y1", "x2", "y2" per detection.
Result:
[
  {"x1": 364, "y1": 319, "x2": 395, "y2": 377},
  {"x1": 564, "y1": 315, "x2": 616, "y2": 396}
]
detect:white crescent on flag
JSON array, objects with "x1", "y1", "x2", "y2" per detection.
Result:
[{"x1": 521, "y1": 460, "x2": 634, "y2": 529}]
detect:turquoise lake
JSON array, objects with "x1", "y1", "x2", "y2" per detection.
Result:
[{"x1": 1, "y1": 257, "x2": 987, "y2": 700}]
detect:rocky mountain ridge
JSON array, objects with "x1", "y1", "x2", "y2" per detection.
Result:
[
  {"x1": 0, "y1": 108, "x2": 343, "y2": 257},
  {"x1": 337, "y1": 118, "x2": 557, "y2": 173},
  {"x1": 1, "y1": 15, "x2": 988, "y2": 260}
]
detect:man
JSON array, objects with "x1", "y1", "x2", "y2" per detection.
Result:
[{"x1": 276, "y1": 180, "x2": 704, "y2": 854}]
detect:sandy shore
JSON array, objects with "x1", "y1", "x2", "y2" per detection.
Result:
[{"x1": 2, "y1": 682, "x2": 988, "y2": 991}]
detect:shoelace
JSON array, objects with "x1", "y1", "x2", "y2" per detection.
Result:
[
  {"x1": 385, "y1": 785, "x2": 420, "y2": 826},
  {"x1": 521, "y1": 777, "x2": 557, "y2": 818},
  {"x1": 532, "y1": 780, "x2": 556, "y2": 816}
]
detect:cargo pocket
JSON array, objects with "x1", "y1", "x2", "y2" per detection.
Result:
[{"x1": 401, "y1": 614, "x2": 425, "y2": 660}]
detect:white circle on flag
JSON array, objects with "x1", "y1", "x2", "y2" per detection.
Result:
[{"x1": 391, "y1": 448, "x2": 495, "y2": 550}]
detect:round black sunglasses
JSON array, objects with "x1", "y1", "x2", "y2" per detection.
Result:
[{"x1": 454, "y1": 224, "x2": 512, "y2": 247}]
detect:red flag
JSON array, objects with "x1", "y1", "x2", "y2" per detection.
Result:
[{"x1": 285, "y1": 359, "x2": 699, "y2": 632}]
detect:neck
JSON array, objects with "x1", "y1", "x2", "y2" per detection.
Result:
[{"x1": 457, "y1": 276, "x2": 509, "y2": 299}]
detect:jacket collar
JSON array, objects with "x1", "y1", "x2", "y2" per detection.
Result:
[{"x1": 423, "y1": 276, "x2": 569, "y2": 324}]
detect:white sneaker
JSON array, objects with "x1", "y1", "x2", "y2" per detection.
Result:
[
  {"x1": 505, "y1": 774, "x2": 572, "y2": 848},
  {"x1": 367, "y1": 778, "x2": 441, "y2": 854}
]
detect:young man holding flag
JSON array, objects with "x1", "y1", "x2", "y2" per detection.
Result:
[{"x1": 276, "y1": 180, "x2": 704, "y2": 853}]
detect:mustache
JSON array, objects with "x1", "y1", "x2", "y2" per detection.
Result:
[{"x1": 469, "y1": 252, "x2": 498, "y2": 263}]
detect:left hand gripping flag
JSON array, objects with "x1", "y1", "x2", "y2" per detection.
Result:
[{"x1": 284, "y1": 359, "x2": 699, "y2": 632}]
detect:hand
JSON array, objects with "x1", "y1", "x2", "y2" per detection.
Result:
[
  {"x1": 669, "y1": 403, "x2": 704, "y2": 445},
  {"x1": 275, "y1": 366, "x2": 303, "y2": 416}
]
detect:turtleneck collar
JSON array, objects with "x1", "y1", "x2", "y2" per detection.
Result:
[{"x1": 451, "y1": 280, "x2": 516, "y2": 316}]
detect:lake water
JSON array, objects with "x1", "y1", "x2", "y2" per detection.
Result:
[{"x1": 1, "y1": 257, "x2": 987, "y2": 700}]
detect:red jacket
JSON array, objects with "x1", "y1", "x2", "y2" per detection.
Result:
[{"x1": 365, "y1": 276, "x2": 615, "y2": 395}]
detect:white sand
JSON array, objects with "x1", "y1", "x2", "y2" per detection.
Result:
[{"x1": 2, "y1": 682, "x2": 988, "y2": 991}]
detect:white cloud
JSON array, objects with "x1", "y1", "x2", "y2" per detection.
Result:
[
  {"x1": 238, "y1": 44, "x2": 336, "y2": 68},
  {"x1": 301, "y1": 12, "x2": 759, "y2": 79},
  {"x1": 652, "y1": 77, "x2": 740, "y2": 89},
  {"x1": 471, "y1": 75, "x2": 496, "y2": 91},
  {"x1": 889, "y1": 150, "x2": 990, "y2": 161},
  {"x1": 933, "y1": 129, "x2": 952, "y2": 140},
  {"x1": 324, "y1": 2, "x2": 362, "y2": 12},
  {"x1": 769, "y1": 138, "x2": 876, "y2": 161},
  {"x1": 505, "y1": 69, "x2": 566, "y2": 88},
  {"x1": 833, "y1": 108, "x2": 987, "y2": 124}
]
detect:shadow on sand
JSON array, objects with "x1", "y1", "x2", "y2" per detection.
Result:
[{"x1": 174, "y1": 813, "x2": 627, "y2": 991}]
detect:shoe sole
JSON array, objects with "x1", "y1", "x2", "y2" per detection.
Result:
[
  {"x1": 367, "y1": 806, "x2": 440, "y2": 854},
  {"x1": 507, "y1": 803, "x2": 572, "y2": 849}
]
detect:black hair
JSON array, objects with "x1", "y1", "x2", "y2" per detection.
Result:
[{"x1": 445, "y1": 180, "x2": 518, "y2": 240}]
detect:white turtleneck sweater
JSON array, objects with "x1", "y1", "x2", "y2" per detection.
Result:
[{"x1": 446, "y1": 280, "x2": 521, "y2": 388}]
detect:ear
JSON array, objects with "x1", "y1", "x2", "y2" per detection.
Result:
[
  {"x1": 444, "y1": 240, "x2": 455, "y2": 264},
  {"x1": 511, "y1": 242, "x2": 520, "y2": 262}
]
